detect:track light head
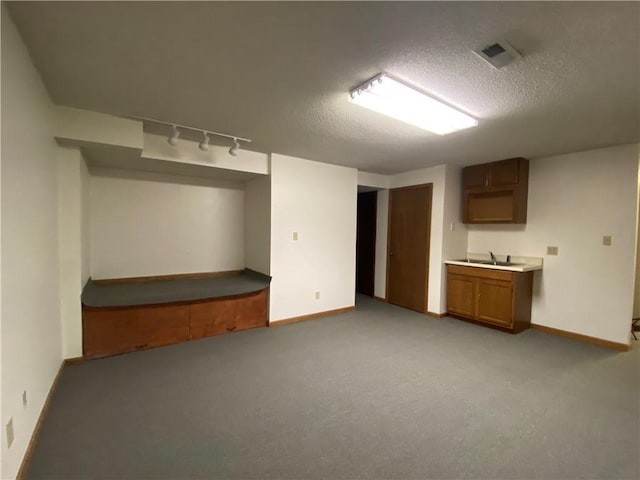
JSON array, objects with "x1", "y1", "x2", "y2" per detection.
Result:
[
  {"x1": 168, "y1": 125, "x2": 180, "y2": 146},
  {"x1": 198, "y1": 132, "x2": 210, "y2": 151},
  {"x1": 229, "y1": 138, "x2": 240, "y2": 156}
]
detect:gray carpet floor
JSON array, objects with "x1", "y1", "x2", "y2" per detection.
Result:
[{"x1": 26, "y1": 295, "x2": 639, "y2": 479}]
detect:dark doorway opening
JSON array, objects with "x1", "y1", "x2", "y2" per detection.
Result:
[{"x1": 356, "y1": 191, "x2": 377, "y2": 296}]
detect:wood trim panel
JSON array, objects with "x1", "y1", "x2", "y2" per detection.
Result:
[
  {"x1": 530, "y1": 324, "x2": 630, "y2": 351},
  {"x1": 63, "y1": 356, "x2": 85, "y2": 366},
  {"x1": 93, "y1": 270, "x2": 243, "y2": 285},
  {"x1": 16, "y1": 360, "x2": 67, "y2": 480},
  {"x1": 269, "y1": 306, "x2": 355, "y2": 326}
]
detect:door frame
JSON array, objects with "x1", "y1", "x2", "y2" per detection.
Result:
[{"x1": 385, "y1": 183, "x2": 433, "y2": 313}]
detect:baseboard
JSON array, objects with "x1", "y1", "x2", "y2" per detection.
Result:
[
  {"x1": 530, "y1": 324, "x2": 630, "y2": 351},
  {"x1": 64, "y1": 356, "x2": 85, "y2": 365},
  {"x1": 427, "y1": 311, "x2": 447, "y2": 318},
  {"x1": 373, "y1": 296, "x2": 386, "y2": 302},
  {"x1": 270, "y1": 306, "x2": 355, "y2": 326},
  {"x1": 16, "y1": 359, "x2": 69, "y2": 480}
]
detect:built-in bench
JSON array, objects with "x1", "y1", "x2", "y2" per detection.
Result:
[{"x1": 81, "y1": 269, "x2": 271, "y2": 359}]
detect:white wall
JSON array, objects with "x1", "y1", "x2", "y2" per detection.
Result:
[
  {"x1": 374, "y1": 189, "x2": 389, "y2": 299},
  {"x1": 244, "y1": 176, "x2": 271, "y2": 275},
  {"x1": 57, "y1": 147, "x2": 90, "y2": 359},
  {"x1": 89, "y1": 169, "x2": 245, "y2": 279},
  {"x1": 270, "y1": 153, "x2": 357, "y2": 322},
  {"x1": 55, "y1": 106, "x2": 143, "y2": 149},
  {"x1": 143, "y1": 133, "x2": 269, "y2": 176},
  {"x1": 467, "y1": 144, "x2": 639, "y2": 345},
  {"x1": 440, "y1": 164, "x2": 469, "y2": 308},
  {"x1": 1, "y1": 8, "x2": 62, "y2": 478},
  {"x1": 357, "y1": 171, "x2": 389, "y2": 189}
]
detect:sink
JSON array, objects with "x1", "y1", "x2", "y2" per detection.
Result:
[
  {"x1": 453, "y1": 259, "x2": 523, "y2": 267},
  {"x1": 454, "y1": 258, "x2": 493, "y2": 264}
]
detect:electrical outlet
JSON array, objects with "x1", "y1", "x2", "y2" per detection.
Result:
[
  {"x1": 315, "y1": 291, "x2": 320, "y2": 300},
  {"x1": 603, "y1": 235, "x2": 612, "y2": 246},
  {"x1": 22, "y1": 390, "x2": 28, "y2": 408},
  {"x1": 547, "y1": 246, "x2": 558, "y2": 256},
  {"x1": 6, "y1": 418, "x2": 14, "y2": 448},
  {"x1": 292, "y1": 232, "x2": 298, "y2": 241}
]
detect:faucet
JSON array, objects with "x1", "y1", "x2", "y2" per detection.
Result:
[{"x1": 489, "y1": 251, "x2": 497, "y2": 264}]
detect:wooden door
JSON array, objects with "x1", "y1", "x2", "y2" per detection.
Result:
[
  {"x1": 476, "y1": 278, "x2": 513, "y2": 327},
  {"x1": 387, "y1": 184, "x2": 432, "y2": 313},
  {"x1": 356, "y1": 191, "x2": 377, "y2": 296}
]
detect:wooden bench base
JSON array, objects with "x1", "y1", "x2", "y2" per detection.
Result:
[{"x1": 83, "y1": 289, "x2": 268, "y2": 359}]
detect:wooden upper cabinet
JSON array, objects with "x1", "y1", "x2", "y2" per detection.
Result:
[
  {"x1": 462, "y1": 157, "x2": 529, "y2": 224},
  {"x1": 462, "y1": 163, "x2": 490, "y2": 189},
  {"x1": 489, "y1": 158, "x2": 520, "y2": 186}
]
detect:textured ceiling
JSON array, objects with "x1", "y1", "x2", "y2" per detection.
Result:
[{"x1": 6, "y1": 1, "x2": 640, "y2": 174}]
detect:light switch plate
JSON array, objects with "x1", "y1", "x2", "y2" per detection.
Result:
[
  {"x1": 603, "y1": 235, "x2": 612, "y2": 246},
  {"x1": 547, "y1": 246, "x2": 559, "y2": 256},
  {"x1": 292, "y1": 232, "x2": 298, "y2": 241}
]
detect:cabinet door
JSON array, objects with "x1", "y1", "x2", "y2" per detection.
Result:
[
  {"x1": 190, "y1": 298, "x2": 239, "y2": 339},
  {"x1": 462, "y1": 164, "x2": 489, "y2": 189},
  {"x1": 489, "y1": 158, "x2": 520, "y2": 187},
  {"x1": 234, "y1": 290, "x2": 268, "y2": 330},
  {"x1": 83, "y1": 304, "x2": 190, "y2": 359},
  {"x1": 476, "y1": 279, "x2": 513, "y2": 327},
  {"x1": 447, "y1": 274, "x2": 476, "y2": 318}
]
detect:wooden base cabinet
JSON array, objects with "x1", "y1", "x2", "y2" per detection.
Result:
[
  {"x1": 83, "y1": 289, "x2": 268, "y2": 359},
  {"x1": 446, "y1": 264, "x2": 533, "y2": 332}
]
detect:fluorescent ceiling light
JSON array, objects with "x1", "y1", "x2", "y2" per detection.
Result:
[{"x1": 349, "y1": 73, "x2": 478, "y2": 135}]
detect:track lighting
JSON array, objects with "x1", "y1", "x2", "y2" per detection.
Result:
[
  {"x1": 132, "y1": 116, "x2": 251, "y2": 156},
  {"x1": 228, "y1": 138, "x2": 240, "y2": 157},
  {"x1": 168, "y1": 125, "x2": 180, "y2": 146},
  {"x1": 198, "y1": 132, "x2": 210, "y2": 151}
]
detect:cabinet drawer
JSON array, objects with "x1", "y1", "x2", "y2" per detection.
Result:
[{"x1": 447, "y1": 264, "x2": 513, "y2": 281}]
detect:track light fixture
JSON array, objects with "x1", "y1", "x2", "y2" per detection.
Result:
[
  {"x1": 229, "y1": 138, "x2": 240, "y2": 157},
  {"x1": 130, "y1": 116, "x2": 251, "y2": 156},
  {"x1": 198, "y1": 132, "x2": 210, "y2": 151},
  {"x1": 168, "y1": 125, "x2": 180, "y2": 146}
]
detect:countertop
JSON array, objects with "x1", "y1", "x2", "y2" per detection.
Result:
[
  {"x1": 445, "y1": 253, "x2": 543, "y2": 272},
  {"x1": 81, "y1": 268, "x2": 271, "y2": 308}
]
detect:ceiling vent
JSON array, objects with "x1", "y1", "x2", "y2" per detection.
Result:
[{"x1": 473, "y1": 40, "x2": 522, "y2": 69}]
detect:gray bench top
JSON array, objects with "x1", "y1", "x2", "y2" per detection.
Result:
[{"x1": 81, "y1": 269, "x2": 271, "y2": 308}]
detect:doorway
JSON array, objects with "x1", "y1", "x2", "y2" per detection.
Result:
[
  {"x1": 356, "y1": 191, "x2": 377, "y2": 296},
  {"x1": 386, "y1": 184, "x2": 432, "y2": 313}
]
